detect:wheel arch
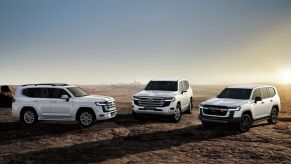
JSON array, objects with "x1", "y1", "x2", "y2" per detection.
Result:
[
  {"x1": 242, "y1": 110, "x2": 253, "y2": 120},
  {"x1": 75, "y1": 107, "x2": 96, "y2": 121},
  {"x1": 272, "y1": 105, "x2": 280, "y2": 112},
  {"x1": 20, "y1": 106, "x2": 39, "y2": 117}
]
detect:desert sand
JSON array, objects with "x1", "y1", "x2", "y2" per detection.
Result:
[{"x1": 0, "y1": 85, "x2": 290, "y2": 163}]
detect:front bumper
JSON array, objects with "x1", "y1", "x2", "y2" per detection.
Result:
[
  {"x1": 198, "y1": 108, "x2": 241, "y2": 124},
  {"x1": 95, "y1": 108, "x2": 117, "y2": 120},
  {"x1": 132, "y1": 104, "x2": 176, "y2": 116},
  {"x1": 199, "y1": 114, "x2": 241, "y2": 124}
]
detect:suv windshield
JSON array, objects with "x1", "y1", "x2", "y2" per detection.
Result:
[
  {"x1": 145, "y1": 81, "x2": 178, "y2": 91},
  {"x1": 217, "y1": 88, "x2": 252, "y2": 100},
  {"x1": 67, "y1": 87, "x2": 88, "y2": 97}
]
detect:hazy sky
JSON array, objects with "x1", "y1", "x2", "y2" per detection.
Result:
[{"x1": 1, "y1": 0, "x2": 291, "y2": 85}]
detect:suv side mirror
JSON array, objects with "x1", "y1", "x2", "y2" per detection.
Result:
[
  {"x1": 61, "y1": 95, "x2": 69, "y2": 101},
  {"x1": 181, "y1": 90, "x2": 187, "y2": 94},
  {"x1": 254, "y1": 96, "x2": 262, "y2": 103}
]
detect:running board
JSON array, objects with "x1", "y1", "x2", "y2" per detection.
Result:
[{"x1": 253, "y1": 116, "x2": 270, "y2": 124}]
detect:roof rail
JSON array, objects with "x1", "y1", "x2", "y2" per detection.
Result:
[{"x1": 22, "y1": 83, "x2": 69, "y2": 87}]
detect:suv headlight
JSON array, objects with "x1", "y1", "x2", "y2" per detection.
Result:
[
  {"x1": 199, "y1": 104, "x2": 204, "y2": 108},
  {"x1": 164, "y1": 97, "x2": 175, "y2": 102},
  {"x1": 228, "y1": 106, "x2": 241, "y2": 111},
  {"x1": 95, "y1": 101, "x2": 110, "y2": 112},
  {"x1": 95, "y1": 101, "x2": 107, "y2": 106}
]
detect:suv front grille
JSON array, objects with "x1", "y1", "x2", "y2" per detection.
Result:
[
  {"x1": 134, "y1": 97, "x2": 170, "y2": 107},
  {"x1": 203, "y1": 105, "x2": 228, "y2": 116}
]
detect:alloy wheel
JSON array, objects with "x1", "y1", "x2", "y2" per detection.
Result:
[
  {"x1": 23, "y1": 111, "x2": 35, "y2": 124},
  {"x1": 80, "y1": 112, "x2": 93, "y2": 126}
]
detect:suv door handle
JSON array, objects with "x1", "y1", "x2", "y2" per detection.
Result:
[
  {"x1": 261, "y1": 101, "x2": 264, "y2": 104},
  {"x1": 270, "y1": 100, "x2": 273, "y2": 102}
]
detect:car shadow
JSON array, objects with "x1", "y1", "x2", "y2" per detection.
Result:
[
  {"x1": 108, "y1": 113, "x2": 174, "y2": 126},
  {"x1": 0, "y1": 121, "x2": 82, "y2": 143},
  {"x1": 0, "y1": 112, "x2": 173, "y2": 145},
  {"x1": 1, "y1": 124, "x2": 240, "y2": 163},
  {"x1": 278, "y1": 117, "x2": 291, "y2": 122}
]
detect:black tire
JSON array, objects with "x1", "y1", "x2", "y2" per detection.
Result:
[
  {"x1": 238, "y1": 114, "x2": 252, "y2": 132},
  {"x1": 77, "y1": 110, "x2": 95, "y2": 128},
  {"x1": 267, "y1": 108, "x2": 278, "y2": 124},
  {"x1": 20, "y1": 108, "x2": 38, "y2": 125},
  {"x1": 170, "y1": 104, "x2": 182, "y2": 123},
  {"x1": 185, "y1": 99, "x2": 193, "y2": 114}
]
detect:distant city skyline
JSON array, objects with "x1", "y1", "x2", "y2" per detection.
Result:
[{"x1": 1, "y1": 0, "x2": 291, "y2": 85}]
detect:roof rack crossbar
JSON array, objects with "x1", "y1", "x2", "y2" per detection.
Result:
[{"x1": 22, "y1": 83, "x2": 69, "y2": 87}]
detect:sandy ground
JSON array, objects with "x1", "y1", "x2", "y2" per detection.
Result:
[{"x1": 0, "y1": 85, "x2": 290, "y2": 163}]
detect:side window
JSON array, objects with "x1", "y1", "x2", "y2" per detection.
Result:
[
  {"x1": 184, "y1": 81, "x2": 189, "y2": 90},
  {"x1": 22, "y1": 88, "x2": 50, "y2": 98},
  {"x1": 179, "y1": 81, "x2": 184, "y2": 91},
  {"x1": 268, "y1": 87, "x2": 276, "y2": 97},
  {"x1": 51, "y1": 88, "x2": 70, "y2": 99},
  {"x1": 22, "y1": 88, "x2": 33, "y2": 97},
  {"x1": 36, "y1": 88, "x2": 50, "y2": 98},
  {"x1": 252, "y1": 89, "x2": 261, "y2": 100},
  {"x1": 261, "y1": 87, "x2": 270, "y2": 99}
]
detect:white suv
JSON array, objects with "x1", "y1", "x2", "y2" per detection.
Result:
[
  {"x1": 12, "y1": 84, "x2": 117, "y2": 127},
  {"x1": 199, "y1": 85, "x2": 281, "y2": 132},
  {"x1": 132, "y1": 79, "x2": 193, "y2": 122}
]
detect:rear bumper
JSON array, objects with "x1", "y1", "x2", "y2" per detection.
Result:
[{"x1": 199, "y1": 114, "x2": 241, "y2": 124}]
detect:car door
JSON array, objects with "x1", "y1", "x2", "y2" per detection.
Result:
[
  {"x1": 267, "y1": 87, "x2": 276, "y2": 114},
  {"x1": 252, "y1": 88, "x2": 266, "y2": 119},
  {"x1": 26, "y1": 88, "x2": 52, "y2": 119},
  {"x1": 183, "y1": 81, "x2": 191, "y2": 109},
  {"x1": 261, "y1": 87, "x2": 272, "y2": 117},
  {"x1": 49, "y1": 88, "x2": 73, "y2": 120},
  {"x1": 179, "y1": 81, "x2": 188, "y2": 110}
]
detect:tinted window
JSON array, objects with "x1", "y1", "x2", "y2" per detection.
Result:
[
  {"x1": 145, "y1": 81, "x2": 178, "y2": 91},
  {"x1": 51, "y1": 88, "x2": 70, "y2": 98},
  {"x1": 217, "y1": 88, "x2": 252, "y2": 100},
  {"x1": 261, "y1": 88, "x2": 270, "y2": 99},
  {"x1": 67, "y1": 87, "x2": 88, "y2": 97},
  {"x1": 22, "y1": 88, "x2": 50, "y2": 98},
  {"x1": 252, "y1": 89, "x2": 262, "y2": 100},
  {"x1": 268, "y1": 87, "x2": 276, "y2": 97}
]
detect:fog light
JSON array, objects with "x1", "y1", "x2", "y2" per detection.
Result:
[{"x1": 170, "y1": 107, "x2": 175, "y2": 110}]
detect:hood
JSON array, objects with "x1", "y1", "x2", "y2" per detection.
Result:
[
  {"x1": 135, "y1": 90, "x2": 178, "y2": 98},
  {"x1": 78, "y1": 95, "x2": 114, "y2": 102},
  {"x1": 201, "y1": 98, "x2": 249, "y2": 107}
]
